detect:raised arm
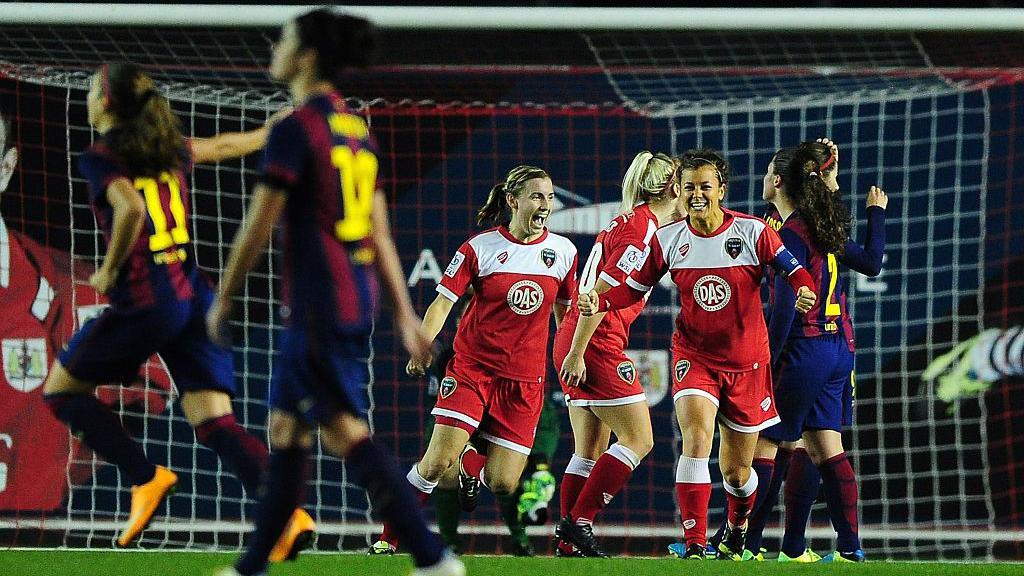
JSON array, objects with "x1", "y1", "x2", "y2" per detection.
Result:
[
  {"x1": 189, "y1": 108, "x2": 292, "y2": 165},
  {"x1": 88, "y1": 178, "x2": 146, "y2": 294},
  {"x1": 839, "y1": 186, "x2": 887, "y2": 277},
  {"x1": 206, "y1": 184, "x2": 285, "y2": 345}
]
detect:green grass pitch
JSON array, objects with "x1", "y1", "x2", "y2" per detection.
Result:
[{"x1": 0, "y1": 550, "x2": 1021, "y2": 576}]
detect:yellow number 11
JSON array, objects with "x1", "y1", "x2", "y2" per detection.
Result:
[{"x1": 135, "y1": 172, "x2": 189, "y2": 252}]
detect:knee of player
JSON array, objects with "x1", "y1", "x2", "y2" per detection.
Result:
[
  {"x1": 680, "y1": 429, "x2": 714, "y2": 456},
  {"x1": 486, "y1": 473, "x2": 520, "y2": 496},
  {"x1": 417, "y1": 455, "x2": 457, "y2": 482},
  {"x1": 720, "y1": 466, "x2": 748, "y2": 488}
]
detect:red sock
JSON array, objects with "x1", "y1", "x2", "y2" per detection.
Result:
[
  {"x1": 560, "y1": 454, "x2": 596, "y2": 519},
  {"x1": 726, "y1": 467, "x2": 759, "y2": 527},
  {"x1": 676, "y1": 482, "x2": 712, "y2": 547},
  {"x1": 570, "y1": 446, "x2": 637, "y2": 524},
  {"x1": 461, "y1": 449, "x2": 488, "y2": 482}
]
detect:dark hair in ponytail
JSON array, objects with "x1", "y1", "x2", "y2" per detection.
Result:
[
  {"x1": 101, "y1": 62, "x2": 183, "y2": 177},
  {"x1": 295, "y1": 9, "x2": 377, "y2": 86},
  {"x1": 477, "y1": 165, "x2": 550, "y2": 227},
  {"x1": 784, "y1": 141, "x2": 850, "y2": 255},
  {"x1": 771, "y1": 147, "x2": 795, "y2": 179}
]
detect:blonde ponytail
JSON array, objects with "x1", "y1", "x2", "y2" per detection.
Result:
[{"x1": 619, "y1": 151, "x2": 675, "y2": 215}]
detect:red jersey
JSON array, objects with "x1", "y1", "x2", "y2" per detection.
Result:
[
  {"x1": 0, "y1": 225, "x2": 172, "y2": 511},
  {"x1": 611, "y1": 208, "x2": 811, "y2": 372},
  {"x1": 559, "y1": 203, "x2": 660, "y2": 354},
  {"x1": 438, "y1": 226, "x2": 578, "y2": 382}
]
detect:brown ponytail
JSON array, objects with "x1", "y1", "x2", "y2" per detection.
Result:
[
  {"x1": 784, "y1": 142, "x2": 850, "y2": 255},
  {"x1": 476, "y1": 165, "x2": 550, "y2": 227},
  {"x1": 101, "y1": 62, "x2": 184, "y2": 177}
]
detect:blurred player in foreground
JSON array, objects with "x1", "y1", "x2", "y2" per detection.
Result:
[{"x1": 206, "y1": 9, "x2": 462, "y2": 576}]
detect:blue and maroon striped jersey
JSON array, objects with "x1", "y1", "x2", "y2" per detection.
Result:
[
  {"x1": 260, "y1": 92, "x2": 379, "y2": 334},
  {"x1": 764, "y1": 204, "x2": 885, "y2": 361},
  {"x1": 77, "y1": 137, "x2": 197, "y2": 311}
]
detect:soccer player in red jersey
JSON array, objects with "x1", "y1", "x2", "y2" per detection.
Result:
[
  {"x1": 579, "y1": 148, "x2": 817, "y2": 559},
  {"x1": 551, "y1": 151, "x2": 680, "y2": 557},
  {"x1": 39, "y1": 62, "x2": 316, "y2": 553},
  {"x1": 207, "y1": 10, "x2": 461, "y2": 576},
  {"x1": 373, "y1": 165, "x2": 578, "y2": 554}
]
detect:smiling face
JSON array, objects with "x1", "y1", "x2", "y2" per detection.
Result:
[
  {"x1": 679, "y1": 165, "x2": 725, "y2": 221},
  {"x1": 508, "y1": 177, "x2": 554, "y2": 237}
]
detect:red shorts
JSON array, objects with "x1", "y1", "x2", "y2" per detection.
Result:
[
  {"x1": 552, "y1": 327, "x2": 646, "y2": 407},
  {"x1": 431, "y1": 357, "x2": 545, "y2": 455},
  {"x1": 671, "y1": 354, "x2": 780, "y2": 433}
]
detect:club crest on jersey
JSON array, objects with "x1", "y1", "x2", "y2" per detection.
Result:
[
  {"x1": 616, "y1": 361, "x2": 636, "y2": 384},
  {"x1": 440, "y1": 376, "x2": 458, "y2": 399},
  {"x1": 2, "y1": 338, "x2": 48, "y2": 393},
  {"x1": 507, "y1": 280, "x2": 544, "y2": 315},
  {"x1": 678, "y1": 243, "x2": 690, "y2": 259},
  {"x1": 497, "y1": 251, "x2": 509, "y2": 264},
  {"x1": 674, "y1": 359, "x2": 691, "y2": 383},
  {"x1": 725, "y1": 237, "x2": 743, "y2": 259},
  {"x1": 693, "y1": 274, "x2": 731, "y2": 312},
  {"x1": 541, "y1": 248, "x2": 557, "y2": 268}
]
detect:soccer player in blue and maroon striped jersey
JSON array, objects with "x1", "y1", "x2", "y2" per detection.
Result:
[
  {"x1": 41, "y1": 62, "x2": 313, "y2": 554},
  {"x1": 756, "y1": 140, "x2": 887, "y2": 563},
  {"x1": 206, "y1": 9, "x2": 461, "y2": 576}
]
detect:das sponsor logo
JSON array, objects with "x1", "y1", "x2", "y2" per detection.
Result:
[
  {"x1": 616, "y1": 361, "x2": 636, "y2": 384},
  {"x1": 693, "y1": 275, "x2": 731, "y2": 312},
  {"x1": 507, "y1": 280, "x2": 544, "y2": 315},
  {"x1": 440, "y1": 377, "x2": 458, "y2": 399},
  {"x1": 674, "y1": 359, "x2": 691, "y2": 383}
]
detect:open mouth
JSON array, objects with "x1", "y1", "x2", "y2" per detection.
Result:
[
  {"x1": 688, "y1": 199, "x2": 708, "y2": 211},
  {"x1": 531, "y1": 213, "x2": 548, "y2": 227}
]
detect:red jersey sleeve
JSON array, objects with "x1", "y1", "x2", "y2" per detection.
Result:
[
  {"x1": 557, "y1": 253, "x2": 579, "y2": 305},
  {"x1": 600, "y1": 234, "x2": 667, "y2": 311},
  {"x1": 598, "y1": 224, "x2": 650, "y2": 288},
  {"x1": 755, "y1": 221, "x2": 787, "y2": 264},
  {"x1": 437, "y1": 241, "x2": 479, "y2": 302}
]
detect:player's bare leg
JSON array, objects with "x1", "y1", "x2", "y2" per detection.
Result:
[
  {"x1": 671, "y1": 395, "x2": 717, "y2": 559},
  {"x1": 802, "y1": 429, "x2": 863, "y2": 562},
  {"x1": 374, "y1": 423, "x2": 469, "y2": 551},
  {"x1": 180, "y1": 390, "x2": 314, "y2": 562},
  {"x1": 42, "y1": 361, "x2": 175, "y2": 547},
  {"x1": 556, "y1": 406, "x2": 609, "y2": 556},
  {"x1": 559, "y1": 402, "x2": 652, "y2": 557},
  {"x1": 716, "y1": 424, "x2": 760, "y2": 559}
]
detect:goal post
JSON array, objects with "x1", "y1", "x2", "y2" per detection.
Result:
[{"x1": 0, "y1": 4, "x2": 1022, "y2": 561}]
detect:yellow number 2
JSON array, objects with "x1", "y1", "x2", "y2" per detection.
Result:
[
  {"x1": 135, "y1": 172, "x2": 189, "y2": 253},
  {"x1": 825, "y1": 253, "x2": 841, "y2": 318}
]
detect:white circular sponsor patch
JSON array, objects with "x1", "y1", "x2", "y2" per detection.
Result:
[
  {"x1": 692, "y1": 275, "x2": 731, "y2": 312},
  {"x1": 507, "y1": 280, "x2": 544, "y2": 315}
]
